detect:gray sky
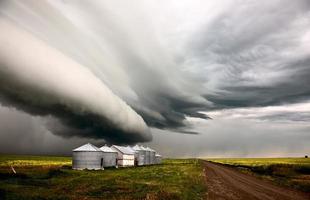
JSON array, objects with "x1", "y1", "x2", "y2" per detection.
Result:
[{"x1": 0, "y1": 0, "x2": 309, "y2": 157}]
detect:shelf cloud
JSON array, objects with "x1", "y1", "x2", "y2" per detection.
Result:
[
  {"x1": 0, "y1": 0, "x2": 309, "y2": 156},
  {"x1": 0, "y1": 19, "x2": 151, "y2": 144}
]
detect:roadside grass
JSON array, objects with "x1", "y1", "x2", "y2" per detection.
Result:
[
  {"x1": 207, "y1": 158, "x2": 310, "y2": 192},
  {"x1": 0, "y1": 155, "x2": 207, "y2": 200}
]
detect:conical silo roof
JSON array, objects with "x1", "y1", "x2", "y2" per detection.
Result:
[
  {"x1": 73, "y1": 143, "x2": 101, "y2": 152},
  {"x1": 112, "y1": 145, "x2": 135, "y2": 155},
  {"x1": 139, "y1": 146, "x2": 147, "y2": 151},
  {"x1": 100, "y1": 145, "x2": 118, "y2": 153},
  {"x1": 145, "y1": 146, "x2": 156, "y2": 152},
  {"x1": 132, "y1": 145, "x2": 143, "y2": 151}
]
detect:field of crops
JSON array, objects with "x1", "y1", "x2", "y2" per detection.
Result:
[
  {"x1": 207, "y1": 158, "x2": 310, "y2": 192},
  {"x1": 0, "y1": 154, "x2": 71, "y2": 167},
  {"x1": 0, "y1": 155, "x2": 207, "y2": 200},
  {"x1": 207, "y1": 157, "x2": 310, "y2": 166}
]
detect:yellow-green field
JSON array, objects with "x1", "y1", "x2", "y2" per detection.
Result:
[
  {"x1": 207, "y1": 157, "x2": 310, "y2": 192},
  {"x1": 0, "y1": 155, "x2": 207, "y2": 200},
  {"x1": 0, "y1": 154, "x2": 71, "y2": 167},
  {"x1": 207, "y1": 157, "x2": 310, "y2": 166}
]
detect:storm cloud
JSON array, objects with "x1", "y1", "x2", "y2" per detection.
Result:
[
  {"x1": 188, "y1": 0, "x2": 310, "y2": 108},
  {"x1": 0, "y1": 19, "x2": 150, "y2": 144},
  {"x1": 0, "y1": 0, "x2": 310, "y2": 156}
]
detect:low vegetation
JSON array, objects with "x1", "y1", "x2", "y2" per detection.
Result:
[
  {"x1": 0, "y1": 154, "x2": 71, "y2": 167},
  {"x1": 0, "y1": 155, "x2": 207, "y2": 200},
  {"x1": 208, "y1": 158, "x2": 310, "y2": 192}
]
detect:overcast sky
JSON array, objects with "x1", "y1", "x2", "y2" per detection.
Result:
[{"x1": 0, "y1": 0, "x2": 309, "y2": 157}]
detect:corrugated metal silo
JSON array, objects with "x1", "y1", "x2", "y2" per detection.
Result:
[
  {"x1": 155, "y1": 154, "x2": 162, "y2": 164},
  {"x1": 72, "y1": 143, "x2": 103, "y2": 170},
  {"x1": 146, "y1": 147, "x2": 156, "y2": 165},
  {"x1": 99, "y1": 145, "x2": 118, "y2": 167},
  {"x1": 140, "y1": 146, "x2": 150, "y2": 165},
  {"x1": 111, "y1": 145, "x2": 135, "y2": 167},
  {"x1": 132, "y1": 145, "x2": 145, "y2": 166}
]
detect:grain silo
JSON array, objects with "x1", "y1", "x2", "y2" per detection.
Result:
[
  {"x1": 99, "y1": 145, "x2": 118, "y2": 167},
  {"x1": 146, "y1": 147, "x2": 156, "y2": 165},
  {"x1": 155, "y1": 154, "x2": 162, "y2": 164},
  {"x1": 132, "y1": 145, "x2": 145, "y2": 166},
  {"x1": 111, "y1": 145, "x2": 135, "y2": 167},
  {"x1": 140, "y1": 146, "x2": 150, "y2": 165},
  {"x1": 72, "y1": 143, "x2": 103, "y2": 170}
]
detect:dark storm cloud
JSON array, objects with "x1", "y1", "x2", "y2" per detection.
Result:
[
  {"x1": 133, "y1": 95, "x2": 210, "y2": 129},
  {"x1": 0, "y1": 0, "x2": 211, "y2": 138},
  {"x1": 205, "y1": 57, "x2": 310, "y2": 108},
  {"x1": 0, "y1": 0, "x2": 310, "y2": 156},
  {"x1": 0, "y1": 19, "x2": 151, "y2": 144},
  {"x1": 0, "y1": 106, "x2": 107, "y2": 155},
  {"x1": 0, "y1": 92, "x2": 148, "y2": 144}
]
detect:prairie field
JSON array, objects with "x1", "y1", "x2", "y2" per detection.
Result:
[
  {"x1": 207, "y1": 157, "x2": 310, "y2": 166},
  {"x1": 0, "y1": 155, "x2": 72, "y2": 167},
  {"x1": 207, "y1": 157, "x2": 310, "y2": 192},
  {"x1": 0, "y1": 155, "x2": 207, "y2": 200}
]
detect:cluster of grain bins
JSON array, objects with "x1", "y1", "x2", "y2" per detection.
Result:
[{"x1": 72, "y1": 143, "x2": 162, "y2": 170}]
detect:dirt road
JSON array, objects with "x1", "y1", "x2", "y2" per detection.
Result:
[{"x1": 204, "y1": 161, "x2": 310, "y2": 200}]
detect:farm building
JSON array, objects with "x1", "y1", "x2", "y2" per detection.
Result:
[
  {"x1": 146, "y1": 147, "x2": 156, "y2": 165},
  {"x1": 99, "y1": 145, "x2": 118, "y2": 167},
  {"x1": 140, "y1": 146, "x2": 150, "y2": 165},
  {"x1": 111, "y1": 145, "x2": 135, "y2": 167},
  {"x1": 72, "y1": 143, "x2": 161, "y2": 169},
  {"x1": 72, "y1": 143, "x2": 103, "y2": 170},
  {"x1": 131, "y1": 145, "x2": 145, "y2": 166},
  {"x1": 155, "y1": 154, "x2": 162, "y2": 164}
]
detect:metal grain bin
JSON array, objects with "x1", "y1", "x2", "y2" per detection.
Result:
[
  {"x1": 140, "y1": 146, "x2": 150, "y2": 165},
  {"x1": 146, "y1": 147, "x2": 156, "y2": 165},
  {"x1": 100, "y1": 145, "x2": 118, "y2": 167},
  {"x1": 132, "y1": 145, "x2": 145, "y2": 166},
  {"x1": 155, "y1": 154, "x2": 162, "y2": 164},
  {"x1": 72, "y1": 143, "x2": 104, "y2": 170},
  {"x1": 111, "y1": 145, "x2": 135, "y2": 167}
]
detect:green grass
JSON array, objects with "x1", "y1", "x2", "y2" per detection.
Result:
[
  {"x1": 0, "y1": 155, "x2": 207, "y2": 200},
  {"x1": 207, "y1": 158, "x2": 310, "y2": 192}
]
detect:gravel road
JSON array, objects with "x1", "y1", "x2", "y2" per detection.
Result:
[{"x1": 204, "y1": 161, "x2": 310, "y2": 200}]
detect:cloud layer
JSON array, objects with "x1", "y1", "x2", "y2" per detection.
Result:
[
  {"x1": 188, "y1": 0, "x2": 310, "y2": 108},
  {"x1": 0, "y1": 19, "x2": 150, "y2": 144},
  {"x1": 0, "y1": 0, "x2": 310, "y2": 155}
]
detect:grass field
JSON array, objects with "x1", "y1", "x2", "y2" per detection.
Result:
[
  {"x1": 0, "y1": 155, "x2": 207, "y2": 200},
  {"x1": 207, "y1": 158, "x2": 310, "y2": 192},
  {"x1": 0, "y1": 154, "x2": 71, "y2": 167}
]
